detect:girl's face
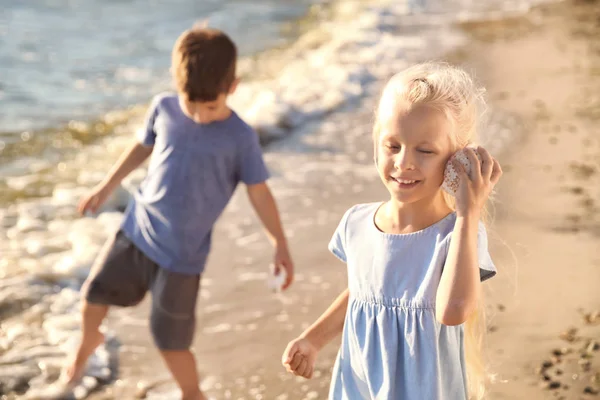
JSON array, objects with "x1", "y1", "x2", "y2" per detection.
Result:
[{"x1": 375, "y1": 104, "x2": 455, "y2": 205}]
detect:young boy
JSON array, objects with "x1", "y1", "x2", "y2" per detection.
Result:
[{"x1": 60, "y1": 26, "x2": 294, "y2": 400}]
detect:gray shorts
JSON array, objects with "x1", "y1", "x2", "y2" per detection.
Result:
[{"x1": 82, "y1": 230, "x2": 200, "y2": 350}]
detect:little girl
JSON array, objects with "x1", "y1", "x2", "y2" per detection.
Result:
[{"x1": 282, "y1": 62, "x2": 502, "y2": 399}]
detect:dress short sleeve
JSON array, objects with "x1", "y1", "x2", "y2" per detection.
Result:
[{"x1": 328, "y1": 207, "x2": 354, "y2": 263}]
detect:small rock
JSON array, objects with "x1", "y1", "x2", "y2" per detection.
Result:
[
  {"x1": 535, "y1": 366, "x2": 545, "y2": 375},
  {"x1": 559, "y1": 328, "x2": 578, "y2": 342},
  {"x1": 542, "y1": 381, "x2": 561, "y2": 390},
  {"x1": 586, "y1": 340, "x2": 599, "y2": 353},
  {"x1": 583, "y1": 386, "x2": 599, "y2": 395},
  {"x1": 583, "y1": 311, "x2": 600, "y2": 325},
  {"x1": 552, "y1": 348, "x2": 571, "y2": 356},
  {"x1": 551, "y1": 355, "x2": 562, "y2": 364},
  {"x1": 542, "y1": 360, "x2": 555, "y2": 369},
  {"x1": 542, "y1": 373, "x2": 552, "y2": 381},
  {"x1": 578, "y1": 359, "x2": 591, "y2": 371}
]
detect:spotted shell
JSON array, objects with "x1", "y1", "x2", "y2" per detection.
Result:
[{"x1": 442, "y1": 148, "x2": 481, "y2": 196}]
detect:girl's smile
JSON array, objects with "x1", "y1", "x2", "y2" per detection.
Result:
[{"x1": 389, "y1": 177, "x2": 422, "y2": 190}]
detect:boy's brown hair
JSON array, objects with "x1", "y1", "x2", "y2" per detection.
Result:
[{"x1": 171, "y1": 25, "x2": 237, "y2": 102}]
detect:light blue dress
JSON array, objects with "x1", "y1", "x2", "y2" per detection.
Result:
[{"x1": 328, "y1": 203, "x2": 496, "y2": 400}]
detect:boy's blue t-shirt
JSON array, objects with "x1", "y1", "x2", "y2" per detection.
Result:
[{"x1": 120, "y1": 93, "x2": 270, "y2": 275}]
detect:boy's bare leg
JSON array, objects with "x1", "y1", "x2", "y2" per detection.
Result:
[
  {"x1": 64, "y1": 301, "x2": 108, "y2": 384},
  {"x1": 160, "y1": 350, "x2": 206, "y2": 400}
]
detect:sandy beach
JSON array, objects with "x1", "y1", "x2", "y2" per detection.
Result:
[
  {"x1": 92, "y1": 1, "x2": 600, "y2": 399},
  {"x1": 458, "y1": 1, "x2": 600, "y2": 398},
  {"x1": 1, "y1": 1, "x2": 599, "y2": 399}
]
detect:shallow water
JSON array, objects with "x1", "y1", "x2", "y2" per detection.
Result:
[{"x1": 0, "y1": 0, "x2": 325, "y2": 134}]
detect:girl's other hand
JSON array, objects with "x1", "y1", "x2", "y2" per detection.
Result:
[{"x1": 282, "y1": 337, "x2": 319, "y2": 379}]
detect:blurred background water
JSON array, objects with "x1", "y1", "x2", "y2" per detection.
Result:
[{"x1": 0, "y1": 0, "x2": 326, "y2": 134}]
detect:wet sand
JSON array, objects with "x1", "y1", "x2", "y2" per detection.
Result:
[{"x1": 18, "y1": 1, "x2": 599, "y2": 399}]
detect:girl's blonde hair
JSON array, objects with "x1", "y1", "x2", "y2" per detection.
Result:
[{"x1": 373, "y1": 62, "x2": 491, "y2": 400}]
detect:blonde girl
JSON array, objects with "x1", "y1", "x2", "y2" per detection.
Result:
[{"x1": 282, "y1": 62, "x2": 502, "y2": 399}]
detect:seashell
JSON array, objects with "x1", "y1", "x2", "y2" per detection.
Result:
[{"x1": 442, "y1": 147, "x2": 481, "y2": 196}]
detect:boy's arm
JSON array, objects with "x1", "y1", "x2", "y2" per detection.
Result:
[
  {"x1": 78, "y1": 141, "x2": 152, "y2": 215},
  {"x1": 246, "y1": 182, "x2": 294, "y2": 289},
  {"x1": 101, "y1": 141, "x2": 153, "y2": 191}
]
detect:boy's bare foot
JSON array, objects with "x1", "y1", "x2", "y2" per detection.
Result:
[
  {"x1": 180, "y1": 388, "x2": 208, "y2": 400},
  {"x1": 195, "y1": 392, "x2": 210, "y2": 400},
  {"x1": 28, "y1": 334, "x2": 105, "y2": 400},
  {"x1": 63, "y1": 330, "x2": 105, "y2": 385},
  {"x1": 200, "y1": 390, "x2": 215, "y2": 400}
]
